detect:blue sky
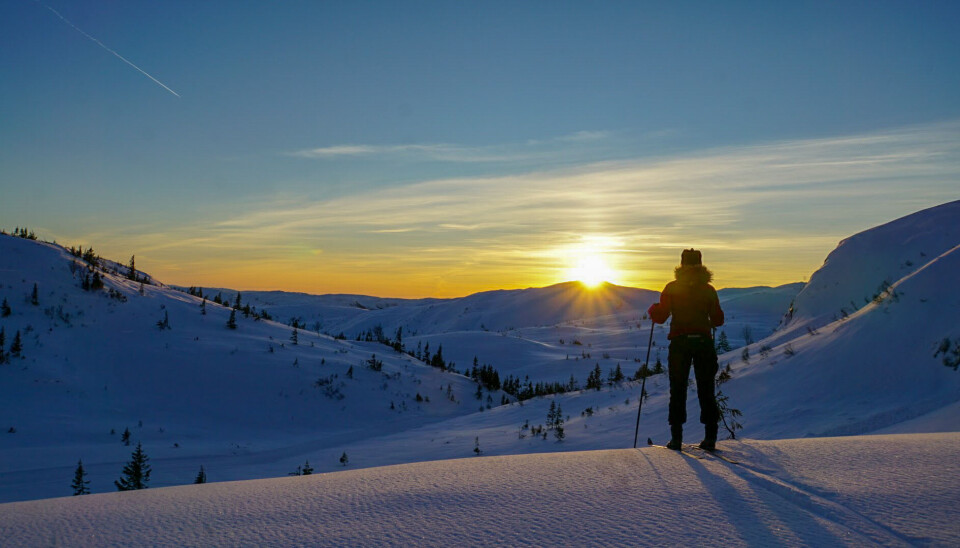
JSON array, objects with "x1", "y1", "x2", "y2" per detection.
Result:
[{"x1": 2, "y1": 1, "x2": 959, "y2": 297}]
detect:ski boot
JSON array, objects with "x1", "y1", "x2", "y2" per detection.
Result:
[
  {"x1": 666, "y1": 425, "x2": 683, "y2": 450},
  {"x1": 699, "y1": 423, "x2": 718, "y2": 452}
]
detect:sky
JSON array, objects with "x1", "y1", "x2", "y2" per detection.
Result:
[{"x1": 1, "y1": 1, "x2": 959, "y2": 298}]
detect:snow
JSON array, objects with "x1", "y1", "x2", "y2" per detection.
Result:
[
  {"x1": 1, "y1": 434, "x2": 956, "y2": 546},
  {"x1": 1, "y1": 200, "x2": 959, "y2": 545}
]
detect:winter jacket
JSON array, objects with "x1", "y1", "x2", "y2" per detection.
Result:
[{"x1": 647, "y1": 265, "x2": 724, "y2": 340}]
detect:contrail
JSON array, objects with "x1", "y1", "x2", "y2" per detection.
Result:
[{"x1": 34, "y1": 1, "x2": 181, "y2": 98}]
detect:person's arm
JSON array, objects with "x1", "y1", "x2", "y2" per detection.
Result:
[{"x1": 647, "y1": 285, "x2": 672, "y2": 324}]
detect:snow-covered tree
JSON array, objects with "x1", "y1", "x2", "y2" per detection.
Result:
[
  {"x1": 30, "y1": 283, "x2": 39, "y2": 306},
  {"x1": 121, "y1": 427, "x2": 131, "y2": 446},
  {"x1": 715, "y1": 364, "x2": 743, "y2": 439},
  {"x1": 226, "y1": 309, "x2": 237, "y2": 329},
  {"x1": 114, "y1": 442, "x2": 151, "y2": 491},
  {"x1": 586, "y1": 364, "x2": 603, "y2": 390},
  {"x1": 302, "y1": 461, "x2": 314, "y2": 475},
  {"x1": 1, "y1": 298, "x2": 10, "y2": 317},
  {"x1": 71, "y1": 459, "x2": 90, "y2": 495}
]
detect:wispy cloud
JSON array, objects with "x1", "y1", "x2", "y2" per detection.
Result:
[
  {"x1": 141, "y1": 121, "x2": 960, "y2": 296},
  {"x1": 285, "y1": 131, "x2": 614, "y2": 163}
]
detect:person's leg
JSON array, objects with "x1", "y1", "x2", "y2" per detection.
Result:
[
  {"x1": 667, "y1": 338, "x2": 693, "y2": 449},
  {"x1": 693, "y1": 339, "x2": 720, "y2": 449}
]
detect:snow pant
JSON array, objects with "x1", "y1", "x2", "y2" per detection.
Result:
[{"x1": 667, "y1": 334, "x2": 719, "y2": 426}]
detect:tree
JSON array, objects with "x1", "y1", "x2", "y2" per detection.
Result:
[
  {"x1": 156, "y1": 310, "x2": 170, "y2": 330},
  {"x1": 473, "y1": 437, "x2": 481, "y2": 456},
  {"x1": 339, "y1": 452, "x2": 349, "y2": 466},
  {"x1": 741, "y1": 325, "x2": 754, "y2": 346},
  {"x1": 226, "y1": 309, "x2": 237, "y2": 329},
  {"x1": 586, "y1": 364, "x2": 603, "y2": 390},
  {"x1": 127, "y1": 255, "x2": 137, "y2": 281},
  {"x1": 194, "y1": 465, "x2": 207, "y2": 484},
  {"x1": 200, "y1": 298, "x2": 207, "y2": 315},
  {"x1": 715, "y1": 364, "x2": 743, "y2": 439},
  {"x1": 121, "y1": 427, "x2": 131, "y2": 446},
  {"x1": 716, "y1": 331, "x2": 732, "y2": 353},
  {"x1": 1, "y1": 298, "x2": 10, "y2": 317},
  {"x1": 0, "y1": 327, "x2": 5, "y2": 364},
  {"x1": 233, "y1": 292, "x2": 242, "y2": 310},
  {"x1": 71, "y1": 459, "x2": 90, "y2": 495},
  {"x1": 608, "y1": 363, "x2": 625, "y2": 384},
  {"x1": 302, "y1": 460, "x2": 314, "y2": 475},
  {"x1": 30, "y1": 283, "x2": 39, "y2": 306},
  {"x1": 115, "y1": 442, "x2": 151, "y2": 491},
  {"x1": 10, "y1": 330, "x2": 22, "y2": 358},
  {"x1": 291, "y1": 328, "x2": 299, "y2": 345},
  {"x1": 547, "y1": 401, "x2": 565, "y2": 441}
]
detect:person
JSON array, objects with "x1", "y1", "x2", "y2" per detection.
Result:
[{"x1": 647, "y1": 249, "x2": 725, "y2": 451}]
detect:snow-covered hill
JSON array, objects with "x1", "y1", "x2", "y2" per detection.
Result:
[
  {"x1": 2, "y1": 434, "x2": 956, "y2": 547},
  {"x1": 1, "y1": 200, "x2": 958, "y2": 525}
]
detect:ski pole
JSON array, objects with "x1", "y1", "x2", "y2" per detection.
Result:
[{"x1": 633, "y1": 320, "x2": 656, "y2": 448}]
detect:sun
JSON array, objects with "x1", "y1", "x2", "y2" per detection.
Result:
[{"x1": 568, "y1": 254, "x2": 615, "y2": 288}]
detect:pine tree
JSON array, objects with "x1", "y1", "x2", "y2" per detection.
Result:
[
  {"x1": 302, "y1": 460, "x2": 314, "y2": 475},
  {"x1": 291, "y1": 328, "x2": 298, "y2": 345},
  {"x1": 1, "y1": 298, "x2": 10, "y2": 317},
  {"x1": 127, "y1": 255, "x2": 137, "y2": 281},
  {"x1": 716, "y1": 331, "x2": 732, "y2": 353},
  {"x1": 200, "y1": 298, "x2": 207, "y2": 315},
  {"x1": 586, "y1": 363, "x2": 603, "y2": 390},
  {"x1": 226, "y1": 309, "x2": 237, "y2": 329},
  {"x1": 233, "y1": 292, "x2": 242, "y2": 310},
  {"x1": 339, "y1": 452, "x2": 348, "y2": 466},
  {"x1": 114, "y1": 442, "x2": 151, "y2": 491},
  {"x1": 71, "y1": 459, "x2": 90, "y2": 495},
  {"x1": 10, "y1": 330, "x2": 22, "y2": 358},
  {"x1": 194, "y1": 465, "x2": 207, "y2": 484},
  {"x1": 121, "y1": 427, "x2": 131, "y2": 446},
  {"x1": 156, "y1": 311, "x2": 170, "y2": 330},
  {"x1": 473, "y1": 437, "x2": 481, "y2": 456},
  {"x1": 30, "y1": 283, "x2": 39, "y2": 305}
]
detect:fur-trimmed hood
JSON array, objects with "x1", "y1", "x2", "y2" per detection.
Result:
[{"x1": 673, "y1": 264, "x2": 713, "y2": 284}]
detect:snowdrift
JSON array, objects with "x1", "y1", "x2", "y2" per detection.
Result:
[{"x1": 2, "y1": 434, "x2": 956, "y2": 547}]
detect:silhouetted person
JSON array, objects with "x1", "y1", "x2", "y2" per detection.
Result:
[{"x1": 647, "y1": 249, "x2": 725, "y2": 450}]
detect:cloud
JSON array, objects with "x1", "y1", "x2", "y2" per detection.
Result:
[
  {"x1": 285, "y1": 130, "x2": 615, "y2": 163},
  {"x1": 142, "y1": 120, "x2": 960, "y2": 296}
]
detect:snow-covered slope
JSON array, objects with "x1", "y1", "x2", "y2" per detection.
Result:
[
  {"x1": 0, "y1": 235, "x2": 485, "y2": 502},
  {"x1": 2, "y1": 433, "x2": 956, "y2": 547},
  {"x1": 776, "y1": 200, "x2": 960, "y2": 339}
]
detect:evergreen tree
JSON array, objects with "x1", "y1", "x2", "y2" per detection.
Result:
[
  {"x1": 652, "y1": 355, "x2": 665, "y2": 375},
  {"x1": 114, "y1": 442, "x2": 151, "y2": 491},
  {"x1": 233, "y1": 292, "x2": 242, "y2": 310},
  {"x1": 71, "y1": 459, "x2": 90, "y2": 495},
  {"x1": 346, "y1": 365, "x2": 353, "y2": 379},
  {"x1": 200, "y1": 298, "x2": 207, "y2": 315},
  {"x1": 716, "y1": 331, "x2": 732, "y2": 353},
  {"x1": 194, "y1": 465, "x2": 207, "y2": 484},
  {"x1": 339, "y1": 452, "x2": 349, "y2": 466},
  {"x1": 156, "y1": 310, "x2": 170, "y2": 330},
  {"x1": 586, "y1": 363, "x2": 603, "y2": 390},
  {"x1": 608, "y1": 363, "x2": 625, "y2": 384},
  {"x1": 291, "y1": 328, "x2": 298, "y2": 345},
  {"x1": 1, "y1": 298, "x2": 10, "y2": 317},
  {"x1": 302, "y1": 460, "x2": 314, "y2": 475},
  {"x1": 127, "y1": 255, "x2": 137, "y2": 281},
  {"x1": 30, "y1": 283, "x2": 39, "y2": 305},
  {"x1": 121, "y1": 427, "x2": 131, "y2": 446},
  {"x1": 10, "y1": 330, "x2": 22, "y2": 358},
  {"x1": 226, "y1": 309, "x2": 237, "y2": 329},
  {"x1": 473, "y1": 437, "x2": 481, "y2": 456}
]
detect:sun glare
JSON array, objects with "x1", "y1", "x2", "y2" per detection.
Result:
[{"x1": 569, "y1": 254, "x2": 615, "y2": 288}]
